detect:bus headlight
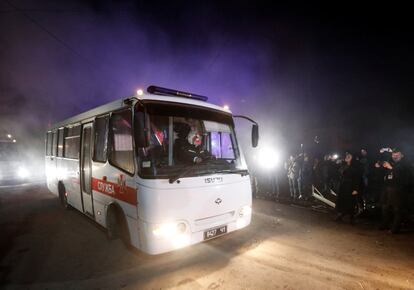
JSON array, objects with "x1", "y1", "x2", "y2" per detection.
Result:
[
  {"x1": 239, "y1": 205, "x2": 252, "y2": 218},
  {"x1": 152, "y1": 222, "x2": 187, "y2": 237},
  {"x1": 176, "y1": 222, "x2": 187, "y2": 233},
  {"x1": 152, "y1": 222, "x2": 191, "y2": 249},
  {"x1": 17, "y1": 167, "x2": 30, "y2": 179}
]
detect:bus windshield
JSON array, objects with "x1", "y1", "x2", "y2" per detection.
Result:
[{"x1": 136, "y1": 102, "x2": 245, "y2": 178}]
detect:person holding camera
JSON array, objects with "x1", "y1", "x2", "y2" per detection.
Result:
[{"x1": 378, "y1": 148, "x2": 412, "y2": 234}]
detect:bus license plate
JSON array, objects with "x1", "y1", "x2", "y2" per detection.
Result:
[{"x1": 204, "y1": 225, "x2": 227, "y2": 240}]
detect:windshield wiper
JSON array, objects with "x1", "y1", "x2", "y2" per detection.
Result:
[
  {"x1": 168, "y1": 161, "x2": 220, "y2": 184},
  {"x1": 211, "y1": 168, "x2": 249, "y2": 176},
  {"x1": 169, "y1": 165, "x2": 196, "y2": 184}
]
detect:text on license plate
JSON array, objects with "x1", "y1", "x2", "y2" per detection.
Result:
[{"x1": 204, "y1": 225, "x2": 227, "y2": 240}]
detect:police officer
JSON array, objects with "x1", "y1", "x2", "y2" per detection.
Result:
[
  {"x1": 379, "y1": 148, "x2": 412, "y2": 234},
  {"x1": 173, "y1": 122, "x2": 212, "y2": 164}
]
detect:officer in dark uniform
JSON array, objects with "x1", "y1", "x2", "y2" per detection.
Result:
[
  {"x1": 335, "y1": 152, "x2": 361, "y2": 224},
  {"x1": 379, "y1": 148, "x2": 412, "y2": 234},
  {"x1": 173, "y1": 123, "x2": 212, "y2": 164}
]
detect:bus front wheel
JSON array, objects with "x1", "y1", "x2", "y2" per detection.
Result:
[{"x1": 106, "y1": 205, "x2": 130, "y2": 245}]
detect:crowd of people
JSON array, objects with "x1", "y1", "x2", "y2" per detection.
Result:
[{"x1": 284, "y1": 147, "x2": 413, "y2": 233}]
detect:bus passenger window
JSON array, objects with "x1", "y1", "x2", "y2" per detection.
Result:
[
  {"x1": 64, "y1": 125, "x2": 81, "y2": 159},
  {"x1": 110, "y1": 110, "x2": 134, "y2": 174},
  {"x1": 57, "y1": 128, "x2": 65, "y2": 157},
  {"x1": 52, "y1": 130, "x2": 58, "y2": 157},
  {"x1": 94, "y1": 115, "x2": 109, "y2": 162}
]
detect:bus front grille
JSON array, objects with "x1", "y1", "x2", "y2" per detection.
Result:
[{"x1": 194, "y1": 211, "x2": 235, "y2": 228}]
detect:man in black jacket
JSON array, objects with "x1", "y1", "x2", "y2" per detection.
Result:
[
  {"x1": 173, "y1": 122, "x2": 211, "y2": 165},
  {"x1": 379, "y1": 148, "x2": 412, "y2": 234}
]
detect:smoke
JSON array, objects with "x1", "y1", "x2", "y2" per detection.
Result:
[
  {"x1": 0, "y1": 0, "x2": 281, "y2": 164},
  {"x1": 1, "y1": 0, "x2": 414, "y2": 166}
]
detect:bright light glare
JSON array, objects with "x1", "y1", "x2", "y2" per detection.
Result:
[
  {"x1": 56, "y1": 168, "x2": 68, "y2": 180},
  {"x1": 152, "y1": 223, "x2": 177, "y2": 237},
  {"x1": 237, "y1": 218, "x2": 248, "y2": 229},
  {"x1": 257, "y1": 146, "x2": 279, "y2": 169},
  {"x1": 7, "y1": 134, "x2": 12, "y2": 138},
  {"x1": 12, "y1": 139, "x2": 16, "y2": 143},
  {"x1": 332, "y1": 154, "x2": 339, "y2": 160},
  {"x1": 137, "y1": 89, "x2": 144, "y2": 96},
  {"x1": 173, "y1": 234, "x2": 191, "y2": 249},
  {"x1": 239, "y1": 205, "x2": 252, "y2": 217},
  {"x1": 223, "y1": 105, "x2": 229, "y2": 110},
  {"x1": 18, "y1": 167, "x2": 30, "y2": 179}
]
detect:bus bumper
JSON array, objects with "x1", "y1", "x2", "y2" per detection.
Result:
[{"x1": 138, "y1": 214, "x2": 251, "y2": 255}]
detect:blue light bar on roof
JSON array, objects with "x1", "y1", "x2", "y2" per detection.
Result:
[{"x1": 147, "y1": 85, "x2": 208, "y2": 102}]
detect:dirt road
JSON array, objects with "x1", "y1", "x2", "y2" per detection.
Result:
[{"x1": 1, "y1": 184, "x2": 414, "y2": 289}]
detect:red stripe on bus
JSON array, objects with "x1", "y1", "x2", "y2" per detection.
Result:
[{"x1": 91, "y1": 177, "x2": 137, "y2": 205}]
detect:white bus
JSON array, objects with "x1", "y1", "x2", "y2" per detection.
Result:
[{"x1": 45, "y1": 86, "x2": 259, "y2": 255}]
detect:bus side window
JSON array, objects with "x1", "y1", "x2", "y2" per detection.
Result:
[
  {"x1": 221, "y1": 132, "x2": 235, "y2": 159},
  {"x1": 93, "y1": 115, "x2": 109, "y2": 162},
  {"x1": 52, "y1": 130, "x2": 58, "y2": 157},
  {"x1": 64, "y1": 125, "x2": 81, "y2": 159},
  {"x1": 208, "y1": 131, "x2": 235, "y2": 160},
  {"x1": 57, "y1": 128, "x2": 65, "y2": 157},
  {"x1": 109, "y1": 110, "x2": 134, "y2": 174}
]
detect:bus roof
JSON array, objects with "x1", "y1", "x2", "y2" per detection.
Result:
[{"x1": 48, "y1": 92, "x2": 232, "y2": 130}]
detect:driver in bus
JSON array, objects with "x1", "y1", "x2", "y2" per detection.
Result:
[{"x1": 174, "y1": 122, "x2": 212, "y2": 164}]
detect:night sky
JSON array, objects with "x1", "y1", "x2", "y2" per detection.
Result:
[{"x1": 1, "y1": 1, "x2": 414, "y2": 158}]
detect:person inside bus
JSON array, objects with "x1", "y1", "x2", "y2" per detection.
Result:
[
  {"x1": 144, "y1": 116, "x2": 169, "y2": 164},
  {"x1": 137, "y1": 116, "x2": 169, "y2": 177},
  {"x1": 173, "y1": 122, "x2": 212, "y2": 165}
]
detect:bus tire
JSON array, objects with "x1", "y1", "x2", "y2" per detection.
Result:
[
  {"x1": 58, "y1": 182, "x2": 70, "y2": 210},
  {"x1": 106, "y1": 207, "x2": 118, "y2": 240},
  {"x1": 106, "y1": 205, "x2": 130, "y2": 245}
]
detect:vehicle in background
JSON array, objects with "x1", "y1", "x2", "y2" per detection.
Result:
[
  {"x1": 0, "y1": 134, "x2": 43, "y2": 185},
  {"x1": 45, "y1": 86, "x2": 259, "y2": 255}
]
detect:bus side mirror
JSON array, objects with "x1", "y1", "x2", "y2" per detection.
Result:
[
  {"x1": 135, "y1": 111, "x2": 149, "y2": 148},
  {"x1": 252, "y1": 124, "x2": 259, "y2": 148}
]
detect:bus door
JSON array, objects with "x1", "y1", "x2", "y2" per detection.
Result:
[{"x1": 81, "y1": 123, "x2": 94, "y2": 216}]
